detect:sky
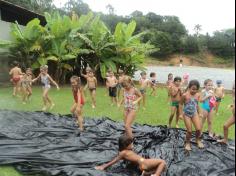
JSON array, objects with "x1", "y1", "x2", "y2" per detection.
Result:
[{"x1": 54, "y1": 0, "x2": 235, "y2": 34}]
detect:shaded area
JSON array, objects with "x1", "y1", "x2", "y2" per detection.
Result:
[{"x1": 0, "y1": 110, "x2": 235, "y2": 176}]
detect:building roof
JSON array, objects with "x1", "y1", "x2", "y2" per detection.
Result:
[{"x1": 0, "y1": 0, "x2": 46, "y2": 26}]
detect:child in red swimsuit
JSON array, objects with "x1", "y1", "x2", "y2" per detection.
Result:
[
  {"x1": 9, "y1": 61, "x2": 23, "y2": 96},
  {"x1": 70, "y1": 76, "x2": 85, "y2": 131}
]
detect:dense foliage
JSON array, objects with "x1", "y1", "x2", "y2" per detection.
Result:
[{"x1": 0, "y1": 12, "x2": 154, "y2": 83}]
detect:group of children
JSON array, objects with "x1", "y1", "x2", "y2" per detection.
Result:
[{"x1": 9, "y1": 61, "x2": 235, "y2": 176}]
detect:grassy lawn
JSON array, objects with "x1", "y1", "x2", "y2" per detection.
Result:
[{"x1": 0, "y1": 86, "x2": 235, "y2": 176}]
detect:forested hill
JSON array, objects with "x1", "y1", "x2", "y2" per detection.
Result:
[{"x1": 4, "y1": 0, "x2": 236, "y2": 62}]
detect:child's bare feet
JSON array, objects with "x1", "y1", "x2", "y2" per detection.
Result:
[
  {"x1": 95, "y1": 166, "x2": 105, "y2": 171},
  {"x1": 92, "y1": 105, "x2": 96, "y2": 109},
  {"x1": 50, "y1": 103, "x2": 55, "y2": 110},
  {"x1": 175, "y1": 124, "x2": 179, "y2": 128},
  {"x1": 185, "y1": 143, "x2": 192, "y2": 151},
  {"x1": 217, "y1": 139, "x2": 227, "y2": 144},
  {"x1": 197, "y1": 140, "x2": 204, "y2": 149},
  {"x1": 42, "y1": 106, "x2": 47, "y2": 111}
]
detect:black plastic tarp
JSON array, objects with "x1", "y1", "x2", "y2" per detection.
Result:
[{"x1": 0, "y1": 110, "x2": 235, "y2": 176}]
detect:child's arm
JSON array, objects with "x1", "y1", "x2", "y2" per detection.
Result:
[
  {"x1": 133, "y1": 89, "x2": 143, "y2": 105},
  {"x1": 200, "y1": 91, "x2": 210, "y2": 102},
  {"x1": 48, "y1": 75, "x2": 59, "y2": 89},
  {"x1": 197, "y1": 94, "x2": 203, "y2": 117},
  {"x1": 32, "y1": 74, "x2": 41, "y2": 83},
  {"x1": 77, "y1": 90, "x2": 82, "y2": 110},
  {"x1": 94, "y1": 77, "x2": 98, "y2": 87},
  {"x1": 179, "y1": 94, "x2": 185, "y2": 117},
  {"x1": 95, "y1": 153, "x2": 123, "y2": 171},
  {"x1": 222, "y1": 87, "x2": 225, "y2": 98}
]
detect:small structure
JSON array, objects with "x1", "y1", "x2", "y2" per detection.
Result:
[{"x1": 0, "y1": 0, "x2": 46, "y2": 83}]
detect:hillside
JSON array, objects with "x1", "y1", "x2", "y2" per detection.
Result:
[{"x1": 146, "y1": 53, "x2": 235, "y2": 68}]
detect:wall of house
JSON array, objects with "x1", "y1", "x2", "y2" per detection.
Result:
[{"x1": 0, "y1": 20, "x2": 13, "y2": 84}]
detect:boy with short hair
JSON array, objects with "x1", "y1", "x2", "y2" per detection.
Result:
[
  {"x1": 139, "y1": 71, "x2": 151, "y2": 110},
  {"x1": 215, "y1": 80, "x2": 225, "y2": 116},
  {"x1": 9, "y1": 61, "x2": 23, "y2": 97},
  {"x1": 106, "y1": 71, "x2": 118, "y2": 106}
]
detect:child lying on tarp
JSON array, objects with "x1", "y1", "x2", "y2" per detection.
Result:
[{"x1": 95, "y1": 135, "x2": 166, "y2": 176}]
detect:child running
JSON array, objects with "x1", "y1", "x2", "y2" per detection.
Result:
[
  {"x1": 21, "y1": 68, "x2": 33, "y2": 104},
  {"x1": 117, "y1": 69, "x2": 125, "y2": 101},
  {"x1": 168, "y1": 76, "x2": 182, "y2": 128},
  {"x1": 139, "y1": 71, "x2": 151, "y2": 110},
  {"x1": 81, "y1": 69, "x2": 97, "y2": 109},
  {"x1": 95, "y1": 135, "x2": 166, "y2": 176},
  {"x1": 9, "y1": 61, "x2": 23, "y2": 97},
  {"x1": 214, "y1": 80, "x2": 225, "y2": 116},
  {"x1": 201, "y1": 79, "x2": 216, "y2": 137},
  {"x1": 32, "y1": 65, "x2": 59, "y2": 111},
  {"x1": 166, "y1": 73, "x2": 174, "y2": 102},
  {"x1": 150, "y1": 72, "x2": 158, "y2": 96},
  {"x1": 217, "y1": 83, "x2": 235, "y2": 144},
  {"x1": 81, "y1": 66, "x2": 92, "y2": 95},
  {"x1": 70, "y1": 76, "x2": 85, "y2": 131},
  {"x1": 106, "y1": 71, "x2": 118, "y2": 106},
  {"x1": 180, "y1": 80, "x2": 204, "y2": 151},
  {"x1": 119, "y1": 76, "x2": 142, "y2": 138}
]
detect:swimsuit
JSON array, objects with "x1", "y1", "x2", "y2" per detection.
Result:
[
  {"x1": 21, "y1": 76, "x2": 31, "y2": 88},
  {"x1": 124, "y1": 91, "x2": 137, "y2": 111},
  {"x1": 12, "y1": 76, "x2": 21, "y2": 84},
  {"x1": 171, "y1": 101, "x2": 179, "y2": 108},
  {"x1": 184, "y1": 97, "x2": 198, "y2": 118},
  {"x1": 41, "y1": 75, "x2": 51, "y2": 89},
  {"x1": 140, "y1": 88, "x2": 146, "y2": 95},
  {"x1": 73, "y1": 89, "x2": 84, "y2": 105},
  {"x1": 109, "y1": 86, "x2": 117, "y2": 97},
  {"x1": 216, "y1": 97, "x2": 222, "y2": 102},
  {"x1": 89, "y1": 87, "x2": 96, "y2": 92},
  {"x1": 202, "y1": 91, "x2": 215, "y2": 113}
]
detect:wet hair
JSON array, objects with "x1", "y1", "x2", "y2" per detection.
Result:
[
  {"x1": 13, "y1": 61, "x2": 19, "y2": 67},
  {"x1": 204, "y1": 79, "x2": 213, "y2": 86},
  {"x1": 168, "y1": 73, "x2": 173, "y2": 78},
  {"x1": 86, "y1": 66, "x2": 92, "y2": 72},
  {"x1": 119, "y1": 135, "x2": 133, "y2": 151},
  {"x1": 150, "y1": 72, "x2": 156, "y2": 78},
  {"x1": 188, "y1": 80, "x2": 200, "y2": 90},
  {"x1": 140, "y1": 71, "x2": 147, "y2": 76},
  {"x1": 216, "y1": 80, "x2": 222, "y2": 85},
  {"x1": 174, "y1": 76, "x2": 182, "y2": 82},
  {"x1": 40, "y1": 65, "x2": 48, "y2": 71},
  {"x1": 70, "y1": 76, "x2": 81, "y2": 88},
  {"x1": 121, "y1": 76, "x2": 134, "y2": 87}
]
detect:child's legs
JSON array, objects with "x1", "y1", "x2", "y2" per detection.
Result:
[
  {"x1": 22, "y1": 87, "x2": 27, "y2": 102},
  {"x1": 184, "y1": 115, "x2": 193, "y2": 144},
  {"x1": 223, "y1": 116, "x2": 235, "y2": 142},
  {"x1": 207, "y1": 110, "x2": 214, "y2": 135},
  {"x1": 143, "y1": 159, "x2": 166, "y2": 176},
  {"x1": 176, "y1": 106, "x2": 181, "y2": 126},
  {"x1": 90, "y1": 90, "x2": 96, "y2": 106},
  {"x1": 201, "y1": 110, "x2": 208, "y2": 131},
  {"x1": 27, "y1": 87, "x2": 32, "y2": 99},
  {"x1": 76, "y1": 106, "x2": 84, "y2": 130},
  {"x1": 215, "y1": 102, "x2": 221, "y2": 114},
  {"x1": 70, "y1": 103, "x2": 77, "y2": 114},
  {"x1": 42, "y1": 88, "x2": 51, "y2": 105},
  {"x1": 169, "y1": 106, "x2": 177, "y2": 127},
  {"x1": 192, "y1": 115, "x2": 202, "y2": 140},
  {"x1": 125, "y1": 110, "x2": 136, "y2": 138}
]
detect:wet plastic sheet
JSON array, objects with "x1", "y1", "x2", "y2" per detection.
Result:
[{"x1": 0, "y1": 110, "x2": 235, "y2": 176}]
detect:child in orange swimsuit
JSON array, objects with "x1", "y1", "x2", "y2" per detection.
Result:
[
  {"x1": 95, "y1": 135, "x2": 166, "y2": 176},
  {"x1": 70, "y1": 76, "x2": 85, "y2": 131}
]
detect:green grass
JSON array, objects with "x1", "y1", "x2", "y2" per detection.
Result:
[{"x1": 0, "y1": 86, "x2": 235, "y2": 176}]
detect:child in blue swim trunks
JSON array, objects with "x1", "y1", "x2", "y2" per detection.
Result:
[
  {"x1": 201, "y1": 79, "x2": 216, "y2": 137},
  {"x1": 139, "y1": 71, "x2": 151, "y2": 110},
  {"x1": 180, "y1": 80, "x2": 204, "y2": 151}
]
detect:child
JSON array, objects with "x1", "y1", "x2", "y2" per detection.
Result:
[
  {"x1": 139, "y1": 71, "x2": 150, "y2": 110},
  {"x1": 214, "y1": 80, "x2": 225, "y2": 116},
  {"x1": 201, "y1": 79, "x2": 216, "y2": 137},
  {"x1": 9, "y1": 61, "x2": 23, "y2": 97},
  {"x1": 21, "y1": 68, "x2": 33, "y2": 104},
  {"x1": 168, "y1": 76, "x2": 182, "y2": 128},
  {"x1": 119, "y1": 76, "x2": 142, "y2": 138},
  {"x1": 81, "y1": 70, "x2": 97, "y2": 109},
  {"x1": 217, "y1": 83, "x2": 235, "y2": 144},
  {"x1": 181, "y1": 73, "x2": 190, "y2": 93},
  {"x1": 150, "y1": 72, "x2": 158, "y2": 96},
  {"x1": 95, "y1": 135, "x2": 166, "y2": 176},
  {"x1": 117, "y1": 69, "x2": 125, "y2": 101},
  {"x1": 81, "y1": 66, "x2": 92, "y2": 95},
  {"x1": 180, "y1": 80, "x2": 204, "y2": 151},
  {"x1": 32, "y1": 65, "x2": 59, "y2": 111},
  {"x1": 166, "y1": 73, "x2": 174, "y2": 102},
  {"x1": 70, "y1": 76, "x2": 85, "y2": 131},
  {"x1": 106, "y1": 71, "x2": 118, "y2": 106}
]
